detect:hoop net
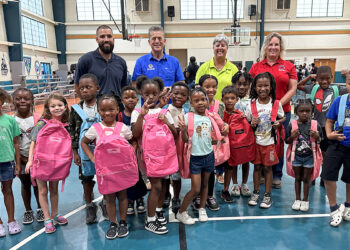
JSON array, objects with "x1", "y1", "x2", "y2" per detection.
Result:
[
  {"x1": 130, "y1": 35, "x2": 141, "y2": 47},
  {"x1": 223, "y1": 27, "x2": 250, "y2": 47}
]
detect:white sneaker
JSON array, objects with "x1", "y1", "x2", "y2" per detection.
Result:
[
  {"x1": 240, "y1": 184, "x2": 251, "y2": 197},
  {"x1": 292, "y1": 200, "x2": 302, "y2": 211},
  {"x1": 330, "y1": 204, "x2": 345, "y2": 227},
  {"x1": 300, "y1": 201, "x2": 309, "y2": 212},
  {"x1": 231, "y1": 185, "x2": 240, "y2": 197},
  {"x1": 198, "y1": 208, "x2": 208, "y2": 222},
  {"x1": 176, "y1": 211, "x2": 195, "y2": 225},
  {"x1": 343, "y1": 206, "x2": 350, "y2": 221}
]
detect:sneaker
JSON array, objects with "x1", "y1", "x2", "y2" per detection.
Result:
[
  {"x1": 330, "y1": 204, "x2": 345, "y2": 227},
  {"x1": 118, "y1": 220, "x2": 129, "y2": 238},
  {"x1": 136, "y1": 198, "x2": 146, "y2": 214},
  {"x1": 343, "y1": 206, "x2": 350, "y2": 221},
  {"x1": 99, "y1": 200, "x2": 109, "y2": 221},
  {"x1": 240, "y1": 184, "x2": 251, "y2": 197},
  {"x1": 259, "y1": 177, "x2": 265, "y2": 185},
  {"x1": 198, "y1": 208, "x2": 208, "y2": 222},
  {"x1": 106, "y1": 222, "x2": 118, "y2": 239},
  {"x1": 0, "y1": 224, "x2": 5, "y2": 237},
  {"x1": 231, "y1": 185, "x2": 241, "y2": 197},
  {"x1": 217, "y1": 174, "x2": 224, "y2": 184},
  {"x1": 221, "y1": 190, "x2": 233, "y2": 203},
  {"x1": 292, "y1": 200, "x2": 302, "y2": 211},
  {"x1": 176, "y1": 211, "x2": 195, "y2": 225},
  {"x1": 86, "y1": 203, "x2": 97, "y2": 224},
  {"x1": 260, "y1": 193, "x2": 273, "y2": 209},
  {"x1": 127, "y1": 200, "x2": 135, "y2": 215},
  {"x1": 163, "y1": 192, "x2": 171, "y2": 209},
  {"x1": 156, "y1": 210, "x2": 167, "y2": 225},
  {"x1": 53, "y1": 215, "x2": 68, "y2": 225},
  {"x1": 23, "y1": 210, "x2": 34, "y2": 224},
  {"x1": 7, "y1": 221, "x2": 21, "y2": 235},
  {"x1": 272, "y1": 179, "x2": 281, "y2": 189},
  {"x1": 192, "y1": 197, "x2": 200, "y2": 211},
  {"x1": 44, "y1": 219, "x2": 56, "y2": 234},
  {"x1": 36, "y1": 208, "x2": 45, "y2": 222},
  {"x1": 248, "y1": 191, "x2": 260, "y2": 206},
  {"x1": 172, "y1": 198, "x2": 181, "y2": 213},
  {"x1": 206, "y1": 197, "x2": 220, "y2": 211},
  {"x1": 145, "y1": 220, "x2": 168, "y2": 234},
  {"x1": 300, "y1": 201, "x2": 309, "y2": 212}
]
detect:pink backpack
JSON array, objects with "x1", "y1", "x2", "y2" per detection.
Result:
[
  {"x1": 31, "y1": 119, "x2": 73, "y2": 191},
  {"x1": 286, "y1": 120, "x2": 323, "y2": 181},
  {"x1": 93, "y1": 122, "x2": 138, "y2": 195},
  {"x1": 141, "y1": 109, "x2": 178, "y2": 177}
]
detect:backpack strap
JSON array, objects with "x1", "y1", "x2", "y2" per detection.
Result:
[
  {"x1": 114, "y1": 122, "x2": 124, "y2": 135},
  {"x1": 310, "y1": 120, "x2": 318, "y2": 162},
  {"x1": 118, "y1": 112, "x2": 123, "y2": 122},
  {"x1": 290, "y1": 120, "x2": 299, "y2": 162},
  {"x1": 309, "y1": 84, "x2": 320, "y2": 101},
  {"x1": 71, "y1": 104, "x2": 88, "y2": 120},
  {"x1": 207, "y1": 115, "x2": 222, "y2": 142},
  {"x1": 213, "y1": 100, "x2": 220, "y2": 114},
  {"x1": 250, "y1": 100, "x2": 258, "y2": 119},
  {"x1": 160, "y1": 108, "x2": 168, "y2": 115},
  {"x1": 270, "y1": 100, "x2": 280, "y2": 122},
  {"x1": 33, "y1": 112, "x2": 41, "y2": 124},
  {"x1": 338, "y1": 94, "x2": 349, "y2": 128},
  {"x1": 92, "y1": 123, "x2": 103, "y2": 137},
  {"x1": 187, "y1": 112, "x2": 194, "y2": 139},
  {"x1": 332, "y1": 85, "x2": 339, "y2": 99}
]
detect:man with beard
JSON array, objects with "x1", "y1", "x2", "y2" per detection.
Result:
[{"x1": 74, "y1": 25, "x2": 128, "y2": 96}]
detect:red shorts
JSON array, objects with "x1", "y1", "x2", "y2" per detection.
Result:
[{"x1": 252, "y1": 144, "x2": 279, "y2": 166}]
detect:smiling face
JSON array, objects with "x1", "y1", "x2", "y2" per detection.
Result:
[
  {"x1": 79, "y1": 78, "x2": 99, "y2": 102},
  {"x1": 190, "y1": 91, "x2": 208, "y2": 115},
  {"x1": 96, "y1": 28, "x2": 114, "y2": 54},
  {"x1": 141, "y1": 83, "x2": 161, "y2": 108},
  {"x1": 98, "y1": 99, "x2": 119, "y2": 125},
  {"x1": 222, "y1": 93, "x2": 239, "y2": 113},
  {"x1": 148, "y1": 30, "x2": 166, "y2": 54},
  {"x1": 13, "y1": 90, "x2": 33, "y2": 115},
  {"x1": 213, "y1": 41, "x2": 228, "y2": 59},
  {"x1": 236, "y1": 76, "x2": 250, "y2": 98},
  {"x1": 255, "y1": 77, "x2": 272, "y2": 101},
  {"x1": 171, "y1": 85, "x2": 189, "y2": 108},
  {"x1": 202, "y1": 78, "x2": 218, "y2": 103},
  {"x1": 296, "y1": 104, "x2": 312, "y2": 123},
  {"x1": 316, "y1": 72, "x2": 332, "y2": 90},
  {"x1": 122, "y1": 89, "x2": 138, "y2": 111},
  {"x1": 48, "y1": 99, "x2": 67, "y2": 120},
  {"x1": 266, "y1": 36, "x2": 281, "y2": 60}
]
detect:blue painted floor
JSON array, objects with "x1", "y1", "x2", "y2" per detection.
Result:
[{"x1": 1, "y1": 163, "x2": 349, "y2": 250}]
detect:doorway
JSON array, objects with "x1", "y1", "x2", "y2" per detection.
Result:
[
  {"x1": 169, "y1": 49, "x2": 187, "y2": 72},
  {"x1": 314, "y1": 59, "x2": 336, "y2": 82}
]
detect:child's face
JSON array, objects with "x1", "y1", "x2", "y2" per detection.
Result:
[
  {"x1": 0, "y1": 99, "x2": 3, "y2": 111},
  {"x1": 98, "y1": 99, "x2": 119, "y2": 124},
  {"x1": 316, "y1": 72, "x2": 332, "y2": 89},
  {"x1": 222, "y1": 93, "x2": 238, "y2": 112},
  {"x1": 255, "y1": 77, "x2": 271, "y2": 100},
  {"x1": 122, "y1": 90, "x2": 138, "y2": 111},
  {"x1": 296, "y1": 104, "x2": 312, "y2": 123},
  {"x1": 79, "y1": 78, "x2": 99, "y2": 102},
  {"x1": 202, "y1": 78, "x2": 217, "y2": 102},
  {"x1": 236, "y1": 76, "x2": 250, "y2": 98},
  {"x1": 49, "y1": 99, "x2": 67, "y2": 120},
  {"x1": 190, "y1": 92, "x2": 208, "y2": 115},
  {"x1": 171, "y1": 86, "x2": 189, "y2": 108},
  {"x1": 141, "y1": 83, "x2": 160, "y2": 108},
  {"x1": 13, "y1": 90, "x2": 32, "y2": 114}
]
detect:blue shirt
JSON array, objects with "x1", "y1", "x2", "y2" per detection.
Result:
[
  {"x1": 132, "y1": 52, "x2": 184, "y2": 87},
  {"x1": 75, "y1": 49, "x2": 128, "y2": 96},
  {"x1": 326, "y1": 95, "x2": 350, "y2": 147}
]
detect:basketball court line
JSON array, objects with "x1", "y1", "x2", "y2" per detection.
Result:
[{"x1": 9, "y1": 196, "x2": 103, "y2": 250}]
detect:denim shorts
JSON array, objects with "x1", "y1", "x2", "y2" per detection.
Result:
[
  {"x1": 292, "y1": 154, "x2": 314, "y2": 168},
  {"x1": 189, "y1": 151, "x2": 215, "y2": 175},
  {"x1": 0, "y1": 161, "x2": 16, "y2": 181}
]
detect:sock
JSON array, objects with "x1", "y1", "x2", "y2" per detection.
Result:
[
  {"x1": 110, "y1": 222, "x2": 118, "y2": 226},
  {"x1": 147, "y1": 216, "x2": 156, "y2": 222},
  {"x1": 86, "y1": 202, "x2": 92, "y2": 207},
  {"x1": 156, "y1": 207, "x2": 162, "y2": 212},
  {"x1": 330, "y1": 204, "x2": 339, "y2": 212},
  {"x1": 344, "y1": 202, "x2": 350, "y2": 208},
  {"x1": 119, "y1": 220, "x2": 127, "y2": 225}
]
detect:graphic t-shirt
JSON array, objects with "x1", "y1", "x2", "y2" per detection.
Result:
[
  {"x1": 15, "y1": 116, "x2": 35, "y2": 157},
  {"x1": 235, "y1": 96, "x2": 251, "y2": 114},
  {"x1": 0, "y1": 114, "x2": 21, "y2": 162}
]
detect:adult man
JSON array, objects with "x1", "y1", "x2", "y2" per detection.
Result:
[
  {"x1": 132, "y1": 26, "x2": 184, "y2": 87},
  {"x1": 74, "y1": 25, "x2": 128, "y2": 96}
]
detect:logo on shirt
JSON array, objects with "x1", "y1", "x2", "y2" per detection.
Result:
[
  {"x1": 147, "y1": 64, "x2": 155, "y2": 71},
  {"x1": 279, "y1": 65, "x2": 286, "y2": 72}
]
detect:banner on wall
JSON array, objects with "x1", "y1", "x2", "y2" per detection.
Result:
[
  {"x1": 23, "y1": 57, "x2": 31, "y2": 76},
  {"x1": 34, "y1": 60, "x2": 41, "y2": 76},
  {"x1": 1, "y1": 54, "x2": 8, "y2": 76}
]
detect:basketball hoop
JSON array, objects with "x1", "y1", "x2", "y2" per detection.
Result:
[
  {"x1": 222, "y1": 27, "x2": 251, "y2": 47},
  {"x1": 129, "y1": 35, "x2": 141, "y2": 47}
]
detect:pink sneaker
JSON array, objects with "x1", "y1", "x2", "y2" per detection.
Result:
[
  {"x1": 53, "y1": 215, "x2": 68, "y2": 226},
  {"x1": 45, "y1": 219, "x2": 56, "y2": 234},
  {"x1": 8, "y1": 221, "x2": 22, "y2": 235},
  {"x1": 0, "y1": 224, "x2": 5, "y2": 237}
]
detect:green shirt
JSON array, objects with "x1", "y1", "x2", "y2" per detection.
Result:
[
  {"x1": 0, "y1": 114, "x2": 21, "y2": 162},
  {"x1": 195, "y1": 58, "x2": 238, "y2": 100}
]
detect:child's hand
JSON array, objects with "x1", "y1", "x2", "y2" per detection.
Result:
[
  {"x1": 291, "y1": 129, "x2": 301, "y2": 139},
  {"x1": 14, "y1": 164, "x2": 21, "y2": 177},
  {"x1": 221, "y1": 123, "x2": 229, "y2": 136},
  {"x1": 309, "y1": 130, "x2": 319, "y2": 140},
  {"x1": 328, "y1": 131, "x2": 346, "y2": 141},
  {"x1": 140, "y1": 98, "x2": 151, "y2": 116},
  {"x1": 178, "y1": 115, "x2": 187, "y2": 132},
  {"x1": 25, "y1": 161, "x2": 32, "y2": 174},
  {"x1": 158, "y1": 112, "x2": 169, "y2": 124},
  {"x1": 74, "y1": 154, "x2": 81, "y2": 167},
  {"x1": 158, "y1": 88, "x2": 172, "y2": 108},
  {"x1": 272, "y1": 121, "x2": 280, "y2": 130},
  {"x1": 251, "y1": 117, "x2": 259, "y2": 128}
]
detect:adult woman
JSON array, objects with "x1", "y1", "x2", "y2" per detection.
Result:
[{"x1": 249, "y1": 32, "x2": 298, "y2": 188}]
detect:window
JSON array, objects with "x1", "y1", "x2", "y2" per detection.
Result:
[
  {"x1": 135, "y1": 0, "x2": 149, "y2": 12},
  {"x1": 22, "y1": 16, "x2": 47, "y2": 47},
  {"x1": 277, "y1": 0, "x2": 290, "y2": 9},
  {"x1": 297, "y1": 0, "x2": 343, "y2": 17},
  {"x1": 21, "y1": 0, "x2": 43, "y2": 16},
  {"x1": 76, "y1": 0, "x2": 121, "y2": 21},
  {"x1": 180, "y1": 0, "x2": 244, "y2": 20}
]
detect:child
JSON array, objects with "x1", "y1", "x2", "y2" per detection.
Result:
[
  {"x1": 286, "y1": 99, "x2": 322, "y2": 211},
  {"x1": 231, "y1": 71, "x2": 253, "y2": 197},
  {"x1": 131, "y1": 76, "x2": 177, "y2": 234},
  {"x1": 26, "y1": 93, "x2": 70, "y2": 234},
  {"x1": 298, "y1": 66, "x2": 348, "y2": 185},
  {"x1": 81, "y1": 94, "x2": 133, "y2": 239},
  {"x1": 120, "y1": 86, "x2": 147, "y2": 216},
  {"x1": 12, "y1": 88, "x2": 44, "y2": 224},
  {"x1": 0, "y1": 89, "x2": 21, "y2": 237},
  {"x1": 245, "y1": 72, "x2": 285, "y2": 208},
  {"x1": 176, "y1": 87, "x2": 217, "y2": 224},
  {"x1": 69, "y1": 73, "x2": 100, "y2": 224},
  {"x1": 321, "y1": 74, "x2": 350, "y2": 227}
]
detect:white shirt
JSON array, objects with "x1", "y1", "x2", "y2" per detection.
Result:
[
  {"x1": 85, "y1": 122, "x2": 132, "y2": 142},
  {"x1": 167, "y1": 104, "x2": 185, "y2": 128},
  {"x1": 130, "y1": 108, "x2": 174, "y2": 127},
  {"x1": 14, "y1": 116, "x2": 35, "y2": 157}
]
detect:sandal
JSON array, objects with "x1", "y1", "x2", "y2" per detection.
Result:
[
  {"x1": 45, "y1": 219, "x2": 56, "y2": 234},
  {"x1": 8, "y1": 220, "x2": 21, "y2": 235},
  {"x1": 330, "y1": 204, "x2": 345, "y2": 227}
]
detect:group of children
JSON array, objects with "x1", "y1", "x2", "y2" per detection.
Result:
[{"x1": 0, "y1": 65, "x2": 350, "y2": 239}]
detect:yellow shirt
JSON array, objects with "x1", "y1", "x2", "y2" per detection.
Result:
[{"x1": 195, "y1": 58, "x2": 238, "y2": 100}]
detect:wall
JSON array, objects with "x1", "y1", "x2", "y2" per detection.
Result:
[{"x1": 0, "y1": 4, "x2": 11, "y2": 83}]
